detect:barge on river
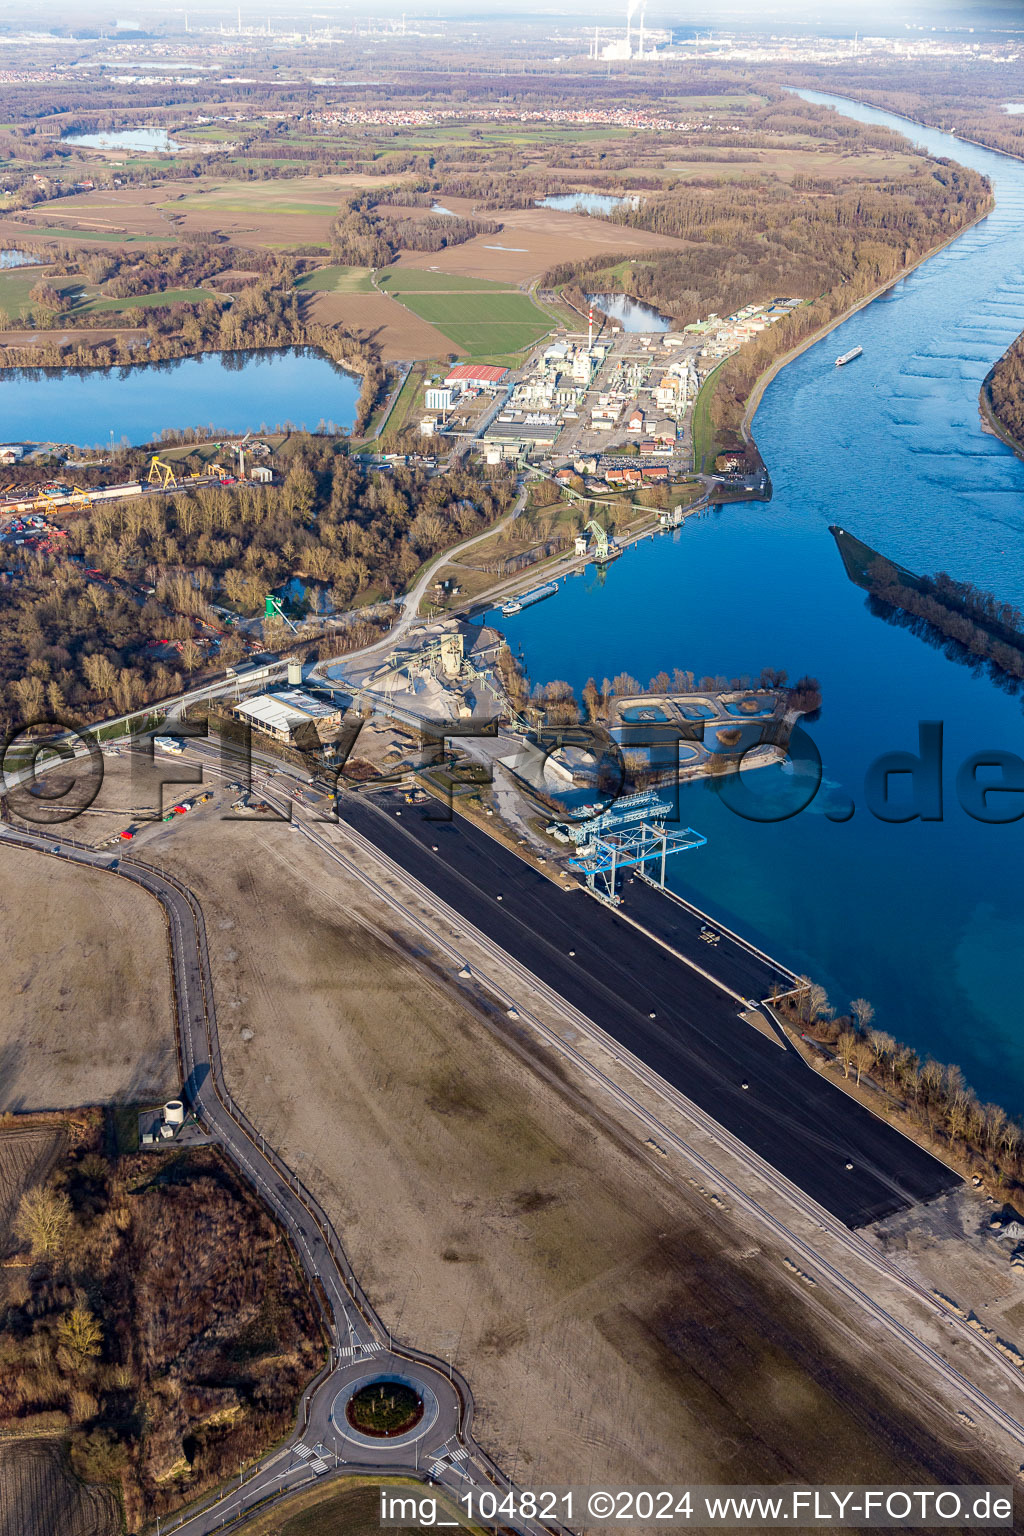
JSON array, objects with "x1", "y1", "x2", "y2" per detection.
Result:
[{"x1": 502, "y1": 580, "x2": 559, "y2": 617}]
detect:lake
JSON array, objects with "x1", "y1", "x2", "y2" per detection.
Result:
[
  {"x1": 538, "y1": 192, "x2": 637, "y2": 216},
  {"x1": 0, "y1": 250, "x2": 43, "y2": 269},
  {"x1": 497, "y1": 94, "x2": 1024, "y2": 1112},
  {"x1": 589, "y1": 292, "x2": 672, "y2": 333},
  {"x1": 62, "y1": 127, "x2": 184, "y2": 154},
  {"x1": 0, "y1": 347, "x2": 361, "y2": 448}
]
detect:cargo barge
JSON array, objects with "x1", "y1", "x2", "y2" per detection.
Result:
[{"x1": 501, "y1": 580, "x2": 559, "y2": 617}]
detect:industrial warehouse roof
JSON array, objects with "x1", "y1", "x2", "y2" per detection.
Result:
[
  {"x1": 235, "y1": 689, "x2": 340, "y2": 734},
  {"x1": 444, "y1": 363, "x2": 509, "y2": 385}
]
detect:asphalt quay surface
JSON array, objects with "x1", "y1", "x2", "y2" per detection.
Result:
[{"x1": 337, "y1": 791, "x2": 958, "y2": 1229}]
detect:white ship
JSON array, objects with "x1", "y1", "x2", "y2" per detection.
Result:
[{"x1": 835, "y1": 346, "x2": 863, "y2": 367}]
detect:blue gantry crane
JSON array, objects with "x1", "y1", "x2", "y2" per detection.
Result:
[{"x1": 567, "y1": 789, "x2": 705, "y2": 905}]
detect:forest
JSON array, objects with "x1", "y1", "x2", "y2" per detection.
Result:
[
  {"x1": 0, "y1": 1113, "x2": 322, "y2": 1531},
  {"x1": 775, "y1": 58, "x2": 1024, "y2": 164},
  {"x1": 543, "y1": 118, "x2": 991, "y2": 449},
  {"x1": 0, "y1": 451, "x2": 513, "y2": 734},
  {"x1": 987, "y1": 329, "x2": 1024, "y2": 450}
]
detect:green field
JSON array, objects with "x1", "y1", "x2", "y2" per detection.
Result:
[
  {"x1": 81, "y1": 287, "x2": 213, "y2": 312},
  {"x1": 0, "y1": 267, "x2": 47, "y2": 317},
  {"x1": 389, "y1": 287, "x2": 551, "y2": 356},
  {"x1": 8, "y1": 225, "x2": 170, "y2": 243},
  {"x1": 377, "y1": 269, "x2": 509, "y2": 294},
  {"x1": 691, "y1": 356, "x2": 730, "y2": 473},
  {"x1": 295, "y1": 264, "x2": 374, "y2": 293},
  {"x1": 175, "y1": 195, "x2": 340, "y2": 215}
]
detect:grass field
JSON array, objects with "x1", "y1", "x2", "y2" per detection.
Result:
[
  {"x1": 378, "y1": 269, "x2": 510, "y2": 294},
  {"x1": 4, "y1": 225, "x2": 169, "y2": 243},
  {"x1": 376, "y1": 361, "x2": 426, "y2": 449},
  {"x1": 176, "y1": 196, "x2": 341, "y2": 215},
  {"x1": 388, "y1": 289, "x2": 551, "y2": 356},
  {"x1": 81, "y1": 287, "x2": 212, "y2": 312},
  {"x1": 0, "y1": 839, "x2": 177, "y2": 1110},
  {"x1": 691, "y1": 356, "x2": 730, "y2": 472},
  {"x1": 0, "y1": 267, "x2": 45, "y2": 317},
  {"x1": 3, "y1": 276, "x2": 219, "y2": 320},
  {"x1": 295, "y1": 264, "x2": 374, "y2": 293}
]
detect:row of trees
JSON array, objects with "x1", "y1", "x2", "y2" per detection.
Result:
[
  {"x1": 493, "y1": 662, "x2": 808, "y2": 730},
  {"x1": 866, "y1": 557, "x2": 1024, "y2": 683},
  {"x1": 780, "y1": 985, "x2": 1024, "y2": 1189}
]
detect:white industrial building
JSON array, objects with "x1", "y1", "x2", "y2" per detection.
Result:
[
  {"x1": 233, "y1": 688, "x2": 343, "y2": 743},
  {"x1": 425, "y1": 386, "x2": 453, "y2": 411}
]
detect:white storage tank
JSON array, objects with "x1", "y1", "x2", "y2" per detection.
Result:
[{"x1": 163, "y1": 1099, "x2": 185, "y2": 1127}]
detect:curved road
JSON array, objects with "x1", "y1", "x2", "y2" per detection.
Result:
[{"x1": 0, "y1": 821, "x2": 552, "y2": 1536}]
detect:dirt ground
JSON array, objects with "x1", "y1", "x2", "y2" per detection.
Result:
[
  {"x1": 0, "y1": 327, "x2": 147, "y2": 350},
  {"x1": 0, "y1": 1120, "x2": 65, "y2": 1256},
  {"x1": 0, "y1": 841, "x2": 177, "y2": 1111},
  {"x1": 305, "y1": 291, "x2": 464, "y2": 361},
  {"x1": 397, "y1": 205, "x2": 690, "y2": 285},
  {"x1": 0, "y1": 1439, "x2": 118, "y2": 1536},
  {"x1": 152, "y1": 810, "x2": 1011, "y2": 1496},
  {"x1": 11, "y1": 173, "x2": 411, "y2": 251},
  {"x1": 870, "y1": 1189, "x2": 1024, "y2": 1351}
]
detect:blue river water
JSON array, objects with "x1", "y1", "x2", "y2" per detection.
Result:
[
  {"x1": 0, "y1": 347, "x2": 361, "y2": 447},
  {"x1": 495, "y1": 94, "x2": 1024, "y2": 1111}
]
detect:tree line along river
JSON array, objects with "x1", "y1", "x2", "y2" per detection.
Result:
[{"x1": 496, "y1": 92, "x2": 1024, "y2": 1113}]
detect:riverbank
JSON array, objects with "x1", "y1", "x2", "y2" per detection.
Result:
[
  {"x1": 740, "y1": 202, "x2": 995, "y2": 449},
  {"x1": 979, "y1": 361, "x2": 1024, "y2": 461}
]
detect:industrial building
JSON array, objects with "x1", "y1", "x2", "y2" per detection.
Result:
[
  {"x1": 233, "y1": 688, "x2": 343, "y2": 743},
  {"x1": 444, "y1": 363, "x2": 509, "y2": 391}
]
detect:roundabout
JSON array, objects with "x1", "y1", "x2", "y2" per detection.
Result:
[{"x1": 331, "y1": 1371, "x2": 440, "y2": 1450}]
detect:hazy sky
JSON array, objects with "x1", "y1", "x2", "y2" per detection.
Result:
[{"x1": 5, "y1": 0, "x2": 1019, "y2": 32}]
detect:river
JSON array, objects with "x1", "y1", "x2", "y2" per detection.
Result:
[
  {"x1": 0, "y1": 347, "x2": 361, "y2": 447},
  {"x1": 495, "y1": 93, "x2": 1024, "y2": 1112}
]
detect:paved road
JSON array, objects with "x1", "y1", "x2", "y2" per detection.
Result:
[
  {"x1": 0, "y1": 822, "x2": 547, "y2": 1536},
  {"x1": 335, "y1": 790, "x2": 957, "y2": 1229}
]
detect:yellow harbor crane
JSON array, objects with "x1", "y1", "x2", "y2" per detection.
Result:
[{"x1": 147, "y1": 456, "x2": 179, "y2": 490}]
